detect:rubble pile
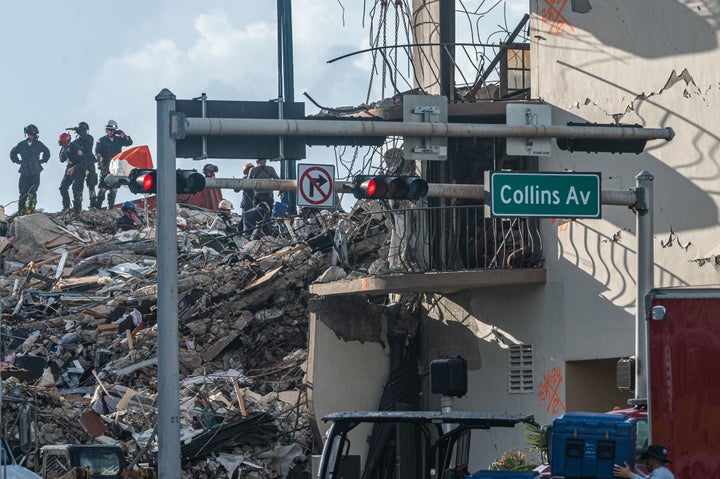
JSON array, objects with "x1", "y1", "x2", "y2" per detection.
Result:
[{"x1": 0, "y1": 202, "x2": 389, "y2": 478}]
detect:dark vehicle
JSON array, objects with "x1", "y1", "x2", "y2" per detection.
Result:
[
  {"x1": 316, "y1": 410, "x2": 538, "y2": 479},
  {"x1": 40, "y1": 445, "x2": 125, "y2": 479}
]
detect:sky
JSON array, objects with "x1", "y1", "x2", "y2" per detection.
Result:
[{"x1": 1, "y1": 1, "x2": 526, "y2": 214}]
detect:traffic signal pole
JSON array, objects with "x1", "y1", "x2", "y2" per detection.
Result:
[
  {"x1": 205, "y1": 177, "x2": 638, "y2": 205},
  {"x1": 176, "y1": 116, "x2": 674, "y2": 142},
  {"x1": 156, "y1": 89, "x2": 182, "y2": 478}
]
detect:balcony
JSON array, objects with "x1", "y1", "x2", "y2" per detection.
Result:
[{"x1": 309, "y1": 202, "x2": 546, "y2": 297}]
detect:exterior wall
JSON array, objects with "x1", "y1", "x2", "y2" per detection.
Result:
[
  {"x1": 307, "y1": 307, "x2": 390, "y2": 467},
  {"x1": 309, "y1": 0, "x2": 720, "y2": 471},
  {"x1": 424, "y1": 0, "x2": 720, "y2": 463}
]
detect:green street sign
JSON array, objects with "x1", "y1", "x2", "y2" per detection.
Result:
[{"x1": 486, "y1": 172, "x2": 601, "y2": 218}]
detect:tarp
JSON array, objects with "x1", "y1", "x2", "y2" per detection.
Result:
[{"x1": 109, "y1": 145, "x2": 154, "y2": 176}]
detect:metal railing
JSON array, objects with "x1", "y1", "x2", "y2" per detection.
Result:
[{"x1": 344, "y1": 203, "x2": 544, "y2": 274}]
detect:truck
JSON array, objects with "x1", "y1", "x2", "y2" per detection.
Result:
[
  {"x1": 315, "y1": 410, "x2": 538, "y2": 479},
  {"x1": 639, "y1": 286, "x2": 720, "y2": 477},
  {"x1": 546, "y1": 286, "x2": 720, "y2": 478}
]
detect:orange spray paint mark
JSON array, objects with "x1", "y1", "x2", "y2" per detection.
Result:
[
  {"x1": 538, "y1": 366, "x2": 566, "y2": 415},
  {"x1": 541, "y1": 0, "x2": 575, "y2": 35}
]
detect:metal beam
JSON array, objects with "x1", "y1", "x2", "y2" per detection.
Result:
[
  {"x1": 206, "y1": 177, "x2": 638, "y2": 204},
  {"x1": 179, "y1": 116, "x2": 674, "y2": 142}
]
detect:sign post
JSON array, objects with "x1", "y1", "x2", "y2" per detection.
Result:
[{"x1": 485, "y1": 171, "x2": 601, "y2": 218}]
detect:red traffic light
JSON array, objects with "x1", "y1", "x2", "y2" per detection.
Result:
[
  {"x1": 352, "y1": 175, "x2": 428, "y2": 200},
  {"x1": 128, "y1": 169, "x2": 157, "y2": 194}
]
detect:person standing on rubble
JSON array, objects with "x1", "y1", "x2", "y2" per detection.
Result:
[
  {"x1": 240, "y1": 162, "x2": 255, "y2": 214},
  {"x1": 248, "y1": 158, "x2": 279, "y2": 208},
  {"x1": 66, "y1": 121, "x2": 97, "y2": 211},
  {"x1": 9, "y1": 124, "x2": 51, "y2": 215},
  {"x1": 65, "y1": 130, "x2": 93, "y2": 214},
  {"x1": 57, "y1": 132, "x2": 80, "y2": 212},
  {"x1": 95, "y1": 120, "x2": 133, "y2": 209}
]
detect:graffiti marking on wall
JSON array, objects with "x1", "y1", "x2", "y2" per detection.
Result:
[
  {"x1": 538, "y1": 366, "x2": 566, "y2": 414},
  {"x1": 541, "y1": 0, "x2": 575, "y2": 35}
]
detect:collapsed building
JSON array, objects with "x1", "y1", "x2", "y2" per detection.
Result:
[{"x1": 0, "y1": 203, "x2": 393, "y2": 478}]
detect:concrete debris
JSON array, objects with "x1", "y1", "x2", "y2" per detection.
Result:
[{"x1": 0, "y1": 204, "x2": 388, "y2": 478}]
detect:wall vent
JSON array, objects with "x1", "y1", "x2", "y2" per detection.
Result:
[{"x1": 509, "y1": 344, "x2": 534, "y2": 393}]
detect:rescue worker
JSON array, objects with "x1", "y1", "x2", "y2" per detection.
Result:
[
  {"x1": 248, "y1": 158, "x2": 279, "y2": 207},
  {"x1": 96, "y1": 120, "x2": 133, "y2": 209},
  {"x1": 113, "y1": 201, "x2": 143, "y2": 232},
  {"x1": 242, "y1": 201, "x2": 272, "y2": 238},
  {"x1": 202, "y1": 163, "x2": 218, "y2": 178},
  {"x1": 68, "y1": 121, "x2": 98, "y2": 210},
  {"x1": 209, "y1": 199, "x2": 236, "y2": 234},
  {"x1": 57, "y1": 132, "x2": 80, "y2": 212},
  {"x1": 613, "y1": 444, "x2": 675, "y2": 479},
  {"x1": 240, "y1": 162, "x2": 255, "y2": 214},
  {"x1": 9, "y1": 124, "x2": 51, "y2": 215},
  {"x1": 64, "y1": 131, "x2": 92, "y2": 214}
]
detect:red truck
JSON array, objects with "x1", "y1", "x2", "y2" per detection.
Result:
[
  {"x1": 642, "y1": 286, "x2": 720, "y2": 477},
  {"x1": 543, "y1": 287, "x2": 720, "y2": 478}
]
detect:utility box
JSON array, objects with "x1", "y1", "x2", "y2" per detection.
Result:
[{"x1": 550, "y1": 412, "x2": 636, "y2": 479}]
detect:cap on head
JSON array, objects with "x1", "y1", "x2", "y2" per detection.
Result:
[
  {"x1": 121, "y1": 201, "x2": 136, "y2": 212},
  {"x1": 77, "y1": 122, "x2": 89, "y2": 133},
  {"x1": 203, "y1": 163, "x2": 218, "y2": 174},
  {"x1": 24, "y1": 124, "x2": 39, "y2": 136},
  {"x1": 642, "y1": 444, "x2": 671, "y2": 463}
]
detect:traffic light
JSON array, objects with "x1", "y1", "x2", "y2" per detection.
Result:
[
  {"x1": 556, "y1": 122, "x2": 648, "y2": 154},
  {"x1": 128, "y1": 169, "x2": 157, "y2": 194},
  {"x1": 176, "y1": 169, "x2": 206, "y2": 194},
  {"x1": 352, "y1": 175, "x2": 429, "y2": 200},
  {"x1": 125, "y1": 168, "x2": 206, "y2": 195}
]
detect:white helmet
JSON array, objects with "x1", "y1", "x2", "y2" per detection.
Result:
[
  {"x1": 105, "y1": 119, "x2": 118, "y2": 130},
  {"x1": 218, "y1": 199, "x2": 234, "y2": 211}
]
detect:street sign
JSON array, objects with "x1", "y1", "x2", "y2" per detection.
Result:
[
  {"x1": 486, "y1": 171, "x2": 601, "y2": 218},
  {"x1": 297, "y1": 164, "x2": 335, "y2": 208}
]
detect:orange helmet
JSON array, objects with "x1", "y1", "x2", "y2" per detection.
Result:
[{"x1": 58, "y1": 132, "x2": 71, "y2": 147}]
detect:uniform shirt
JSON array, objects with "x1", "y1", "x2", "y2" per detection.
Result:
[
  {"x1": 66, "y1": 139, "x2": 87, "y2": 167},
  {"x1": 96, "y1": 133, "x2": 133, "y2": 168},
  {"x1": 76, "y1": 132, "x2": 96, "y2": 166},
  {"x1": 10, "y1": 139, "x2": 50, "y2": 175}
]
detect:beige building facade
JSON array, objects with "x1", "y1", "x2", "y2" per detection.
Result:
[{"x1": 308, "y1": 0, "x2": 720, "y2": 471}]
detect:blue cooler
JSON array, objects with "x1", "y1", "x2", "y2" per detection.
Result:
[
  {"x1": 550, "y1": 412, "x2": 636, "y2": 479},
  {"x1": 466, "y1": 472, "x2": 538, "y2": 479}
]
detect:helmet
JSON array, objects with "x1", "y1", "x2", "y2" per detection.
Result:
[
  {"x1": 244, "y1": 163, "x2": 254, "y2": 170},
  {"x1": 24, "y1": 124, "x2": 39, "y2": 136},
  {"x1": 121, "y1": 201, "x2": 136, "y2": 212},
  {"x1": 218, "y1": 199, "x2": 234, "y2": 211},
  {"x1": 105, "y1": 120, "x2": 118, "y2": 131},
  {"x1": 77, "y1": 122, "x2": 89, "y2": 133},
  {"x1": 58, "y1": 132, "x2": 71, "y2": 147},
  {"x1": 203, "y1": 164, "x2": 218, "y2": 174}
]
